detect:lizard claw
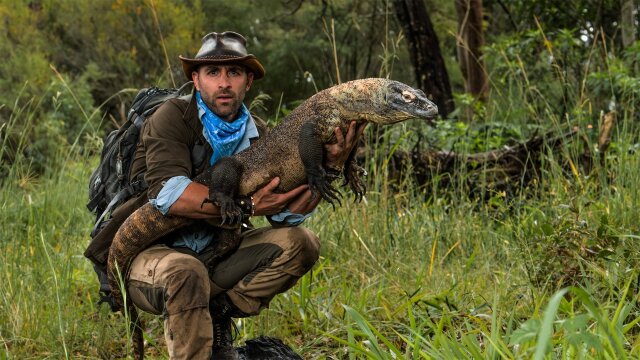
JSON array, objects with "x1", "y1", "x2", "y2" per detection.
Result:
[
  {"x1": 307, "y1": 167, "x2": 342, "y2": 209},
  {"x1": 344, "y1": 163, "x2": 367, "y2": 202},
  {"x1": 208, "y1": 192, "x2": 243, "y2": 226}
]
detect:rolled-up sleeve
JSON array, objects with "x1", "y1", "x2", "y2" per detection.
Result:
[{"x1": 149, "y1": 176, "x2": 192, "y2": 215}]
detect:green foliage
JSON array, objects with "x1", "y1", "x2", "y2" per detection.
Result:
[
  {"x1": 41, "y1": 0, "x2": 205, "y2": 95},
  {"x1": 2, "y1": 98, "x2": 640, "y2": 358},
  {"x1": 484, "y1": 0, "x2": 627, "y2": 45},
  {"x1": 425, "y1": 117, "x2": 532, "y2": 153},
  {"x1": 587, "y1": 42, "x2": 640, "y2": 115},
  {"x1": 1, "y1": 0, "x2": 638, "y2": 175},
  {"x1": 0, "y1": 0, "x2": 51, "y2": 109},
  {"x1": 1, "y1": 0, "x2": 640, "y2": 358}
]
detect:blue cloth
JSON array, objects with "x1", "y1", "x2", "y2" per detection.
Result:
[
  {"x1": 196, "y1": 91, "x2": 249, "y2": 165},
  {"x1": 270, "y1": 209, "x2": 313, "y2": 226}
]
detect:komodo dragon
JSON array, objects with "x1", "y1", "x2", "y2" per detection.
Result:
[{"x1": 107, "y1": 78, "x2": 437, "y2": 357}]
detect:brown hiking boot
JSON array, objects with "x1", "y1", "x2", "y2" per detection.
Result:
[
  {"x1": 210, "y1": 294, "x2": 245, "y2": 360},
  {"x1": 211, "y1": 317, "x2": 239, "y2": 360}
]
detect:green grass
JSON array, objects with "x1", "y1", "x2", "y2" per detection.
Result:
[
  {"x1": 1, "y1": 31, "x2": 640, "y2": 357},
  {"x1": 3, "y1": 115, "x2": 638, "y2": 359}
]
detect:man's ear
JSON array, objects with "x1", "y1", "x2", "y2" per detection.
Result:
[
  {"x1": 192, "y1": 71, "x2": 200, "y2": 90},
  {"x1": 246, "y1": 72, "x2": 254, "y2": 91}
]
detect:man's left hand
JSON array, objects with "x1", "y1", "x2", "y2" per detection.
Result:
[{"x1": 324, "y1": 120, "x2": 368, "y2": 170}]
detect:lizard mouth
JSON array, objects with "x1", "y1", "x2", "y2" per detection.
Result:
[
  {"x1": 390, "y1": 100, "x2": 438, "y2": 122},
  {"x1": 416, "y1": 103, "x2": 439, "y2": 120}
]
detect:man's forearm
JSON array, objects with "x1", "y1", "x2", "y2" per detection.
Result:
[{"x1": 167, "y1": 182, "x2": 222, "y2": 219}]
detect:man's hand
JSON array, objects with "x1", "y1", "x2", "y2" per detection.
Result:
[
  {"x1": 286, "y1": 188, "x2": 321, "y2": 215},
  {"x1": 324, "y1": 120, "x2": 368, "y2": 170},
  {"x1": 252, "y1": 177, "x2": 308, "y2": 216}
]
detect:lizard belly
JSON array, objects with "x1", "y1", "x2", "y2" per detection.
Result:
[{"x1": 237, "y1": 147, "x2": 307, "y2": 195}]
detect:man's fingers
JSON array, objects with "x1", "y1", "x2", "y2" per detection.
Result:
[
  {"x1": 356, "y1": 122, "x2": 368, "y2": 137},
  {"x1": 334, "y1": 126, "x2": 345, "y2": 146},
  {"x1": 262, "y1": 177, "x2": 281, "y2": 192},
  {"x1": 280, "y1": 184, "x2": 309, "y2": 201},
  {"x1": 345, "y1": 121, "x2": 363, "y2": 147}
]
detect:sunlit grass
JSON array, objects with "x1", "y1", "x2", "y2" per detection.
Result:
[
  {"x1": 1, "y1": 29, "x2": 639, "y2": 359},
  {"x1": 1, "y1": 95, "x2": 639, "y2": 359}
]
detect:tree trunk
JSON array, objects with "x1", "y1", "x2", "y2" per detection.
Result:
[
  {"x1": 393, "y1": 0, "x2": 454, "y2": 118},
  {"x1": 455, "y1": 0, "x2": 488, "y2": 101},
  {"x1": 620, "y1": 0, "x2": 638, "y2": 75},
  {"x1": 620, "y1": 0, "x2": 636, "y2": 48}
]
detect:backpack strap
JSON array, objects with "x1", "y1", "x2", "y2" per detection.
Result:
[
  {"x1": 86, "y1": 185, "x2": 104, "y2": 213},
  {"x1": 91, "y1": 173, "x2": 147, "y2": 234},
  {"x1": 91, "y1": 186, "x2": 134, "y2": 234}
]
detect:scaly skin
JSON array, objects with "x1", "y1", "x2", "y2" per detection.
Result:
[{"x1": 108, "y1": 78, "x2": 438, "y2": 312}]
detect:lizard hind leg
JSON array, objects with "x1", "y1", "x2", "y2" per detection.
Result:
[
  {"x1": 345, "y1": 162, "x2": 367, "y2": 202},
  {"x1": 204, "y1": 156, "x2": 244, "y2": 225},
  {"x1": 343, "y1": 146, "x2": 367, "y2": 202},
  {"x1": 299, "y1": 121, "x2": 342, "y2": 207}
]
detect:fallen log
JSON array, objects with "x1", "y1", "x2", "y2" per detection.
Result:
[{"x1": 374, "y1": 112, "x2": 617, "y2": 198}]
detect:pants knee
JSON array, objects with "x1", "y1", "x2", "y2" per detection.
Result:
[
  {"x1": 164, "y1": 259, "x2": 211, "y2": 313},
  {"x1": 287, "y1": 227, "x2": 320, "y2": 275}
]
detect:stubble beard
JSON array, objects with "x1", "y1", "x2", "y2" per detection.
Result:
[{"x1": 201, "y1": 90, "x2": 243, "y2": 122}]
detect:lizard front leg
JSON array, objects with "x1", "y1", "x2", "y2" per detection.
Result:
[
  {"x1": 200, "y1": 157, "x2": 244, "y2": 225},
  {"x1": 299, "y1": 121, "x2": 342, "y2": 206}
]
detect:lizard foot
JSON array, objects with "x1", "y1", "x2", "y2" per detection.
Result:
[
  {"x1": 307, "y1": 167, "x2": 342, "y2": 208},
  {"x1": 344, "y1": 163, "x2": 367, "y2": 202},
  {"x1": 202, "y1": 192, "x2": 243, "y2": 225}
]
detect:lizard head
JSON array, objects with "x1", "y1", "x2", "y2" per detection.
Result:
[
  {"x1": 325, "y1": 78, "x2": 439, "y2": 124},
  {"x1": 382, "y1": 80, "x2": 438, "y2": 124}
]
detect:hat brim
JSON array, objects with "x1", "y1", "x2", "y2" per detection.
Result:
[{"x1": 179, "y1": 54, "x2": 265, "y2": 81}]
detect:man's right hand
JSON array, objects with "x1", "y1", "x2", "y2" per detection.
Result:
[
  {"x1": 252, "y1": 177, "x2": 308, "y2": 216},
  {"x1": 169, "y1": 177, "x2": 308, "y2": 219}
]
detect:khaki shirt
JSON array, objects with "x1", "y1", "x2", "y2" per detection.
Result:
[{"x1": 84, "y1": 94, "x2": 267, "y2": 266}]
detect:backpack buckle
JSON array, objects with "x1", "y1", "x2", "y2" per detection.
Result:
[{"x1": 116, "y1": 155, "x2": 123, "y2": 181}]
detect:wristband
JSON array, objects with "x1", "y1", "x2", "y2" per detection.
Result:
[{"x1": 236, "y1": 196, "x2": 255, "y2": 219}]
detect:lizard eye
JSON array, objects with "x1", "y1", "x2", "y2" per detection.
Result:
[{"x1": 402, "y1": 90, "x2": 416, "y2": 102}]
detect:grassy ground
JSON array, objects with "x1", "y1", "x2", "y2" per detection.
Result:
[{"x1": 1, "y1": 113, "x2": 639, "y2": 359}]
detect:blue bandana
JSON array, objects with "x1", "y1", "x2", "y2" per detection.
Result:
[{"x1": 196, "y1": 91, "x2": 248, "y2": 165}]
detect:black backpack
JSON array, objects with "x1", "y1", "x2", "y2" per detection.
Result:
[
  {"x1": 86, "y1": 82, "x2": 204, "y2": 311},
  {"x1": 86, "y1": 81, "x2": 194, "y2": 235}
]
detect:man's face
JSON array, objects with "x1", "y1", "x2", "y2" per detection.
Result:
[{"x1": 192, "y1": 64, "x2": 254, "y2": 122}]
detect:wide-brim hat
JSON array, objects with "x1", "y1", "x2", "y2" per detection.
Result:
[{"x1": 179, "y1": 31, "x2": 265, "y2": 80}]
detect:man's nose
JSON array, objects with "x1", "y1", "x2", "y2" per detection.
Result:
[{"x1": 218, "y1": 71, "x2": 232, "y2": 88}]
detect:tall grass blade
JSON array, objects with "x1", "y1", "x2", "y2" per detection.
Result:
[{"x1": 534, "y1": 288, "x2": 569, "y2": 360}]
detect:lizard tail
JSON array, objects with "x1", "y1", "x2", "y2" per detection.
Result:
[
  {"x1": 130, "y1": 305, "x2": 144, "y2": 360},
  {"x1": 108, "y1": 203, "x2": 194, "y2": 307}
]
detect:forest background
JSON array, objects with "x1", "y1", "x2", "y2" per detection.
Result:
[{"x1": 1, "y1": 0, "x2": 639, "y2": 358}]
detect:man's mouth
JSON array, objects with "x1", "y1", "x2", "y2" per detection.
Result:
[
  {"x1": 216, "y1": 95, "x2": 234, "y2": 104},
  {"x1": 216, "y1": 92, "x2": 234, "y2": 99}
]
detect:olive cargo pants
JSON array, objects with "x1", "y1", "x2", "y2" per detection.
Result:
[{"x1": 126, "y1": 226, "x2": 320, "y2": 359}]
